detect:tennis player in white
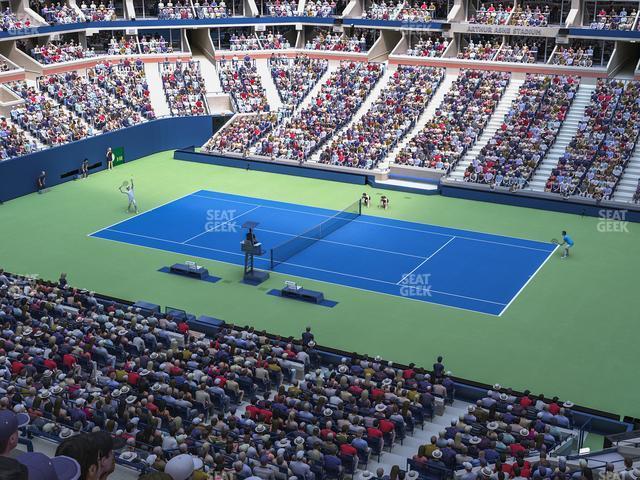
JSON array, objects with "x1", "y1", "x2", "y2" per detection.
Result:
[{"x1": 119, "y1": 178, "x2": 138, "y2": 214}]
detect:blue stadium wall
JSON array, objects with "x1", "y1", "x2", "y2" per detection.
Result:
[{"x1": 0, "y1": 115, "x2": 226, "y2": 203}]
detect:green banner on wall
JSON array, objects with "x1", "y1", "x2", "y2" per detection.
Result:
[{"x1": 113, "y1": 147, "x2": 125, "y2": 166}]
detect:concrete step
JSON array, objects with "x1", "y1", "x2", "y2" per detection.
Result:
[
  {"x1": 294, "y1": 61, "x2": 338, "y2": 113},
  {"x1": 255, "y1": 57, "x2": 283, "y2": 112},
  {"x1": 526, "y1": 83, "x2": 596, "y2": 192},
  {"x1": 309, "y1": 64, "x2": 394, "y2": 163},
  {"x1": 386, "y1": 71, "x2": 459, "y2": 167},
  {"x1": 448, "y1": 77, "x2": 525, "y2": 180},
  {"x1": 144, "y1": 62, "x2": 171, "y2": 117}
]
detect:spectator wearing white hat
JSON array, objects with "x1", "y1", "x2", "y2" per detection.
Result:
[{"x1": 164, "y1": 454, "x2": 204, "y2": 480}]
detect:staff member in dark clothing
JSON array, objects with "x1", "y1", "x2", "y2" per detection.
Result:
[
  {"x1": 81, "y1": 158, "x2": 89, "y2": 179},
  {"x1": 106, "y1": 148, "x2": 113, "y2": 170},
  {"x1": 302, "y1": 327, "x2": 314, "y2": 346},
  {"x1": 37, "y1": 171, "x2": 46, "y2": 194}
]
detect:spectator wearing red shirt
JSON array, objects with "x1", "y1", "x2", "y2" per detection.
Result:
[
  {"x1": 378, "y1": 418, "x2": 395, "y2": 434},
  {"x1": 520, "y1": 391, "x2": 533, "y2": 408},
  {"x1": 339, "y1": 443, "x2": 357, "y2": 456},
  {"x1": 10, "y1": 360, "x2": 24, "y2": 375},
  {"x1": 509, "y1": 442, "x2": 526, "y2": 456},
  {"x1": 62, "y1": 353, "x2": 76, "y2": 370},
  {"x1": 127, "y1": 370, "x2": 140, "y2": 386},
  {"x1": 548, "y1": 397, "x2": 561, "y2": 415},
  {"x1": 42, "y1": 358, "x2": 58, "y2": 371},
  {"x1": 177, "y1": 321, "x2": 189, "y2": 335}
]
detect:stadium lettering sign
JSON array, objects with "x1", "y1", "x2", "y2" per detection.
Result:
[{"x1": 452, "y1": 24, "x2": 558, "y2": 37}]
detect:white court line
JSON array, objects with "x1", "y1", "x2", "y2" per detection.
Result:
[
  {"x1": 181, "y1": 206, "x2": 261, "y2": 244},
  {"x1": 87, "y1": 190, "x2": 201, "y2": 237},
  {"x1": 254, "y1": 227, "x2": 426, "y2": 259},
  {"x1": 498, "y1": 244, "x2": 559, "y2": 317},
  {"x1": 396, "y1": 236, "x2": 457, "y2": 285},
  {"x1": 91, "y1": 233, "x2": 502, "y2": 316},
  {"x1": 98, "y1": 228, "x2": 506, "y2": 307},
  {"x1": 190, "y1": 193, "x2": 554, "y2": 253}
]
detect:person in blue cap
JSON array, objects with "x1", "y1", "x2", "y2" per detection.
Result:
[
  {"x1": 0, "y1": 410, "x2": 29, "y2": 458},
  {"x1": 16, "y1": 452, "x2": 80, "y2": 480}
]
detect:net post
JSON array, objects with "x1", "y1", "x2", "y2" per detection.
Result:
[
  {"x1": 270, "y1": 249, "x2": 274, "y2": 270},
  {"x1": 358, "y1": 198, "x2": 362, "y2": 215}
]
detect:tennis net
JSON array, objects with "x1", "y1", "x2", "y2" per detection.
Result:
[{"x1": 270, "y1": 199, "x2": 362, "y2": 269}]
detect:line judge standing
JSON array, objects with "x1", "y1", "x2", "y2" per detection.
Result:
[{"x1": 106, "y1": 147, "x2": 113, "y2": 170}]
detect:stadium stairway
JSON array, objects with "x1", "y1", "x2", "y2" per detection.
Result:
[
  {"x1": 447, "y1": 77, "x2": 524, "y2": 182},
  {"x1": 367, "y1": 400, "x2": 469, "y2": 474},
  {"x1": 307, "y1": 64, "x2": 397, "y2": 163},
  {"x1": 292, "y1": 61, "x2": 338, "y2": 113},
  {"x1": 613, "y1": 147, "x2": 640, "y2": 203},
  {"x1": 192, "y1": 52, "x2": 223, "y2": 93},
  {"x1": 527, "y1": 83, "x2": 596, "y2": 192},
  {"x1": 379, "y1": 71, "x2": 459, "y2": 170},
  {"x1": 255, "y1": 58, "x2": 283, "y2": 112},
  {"x1": 143, "y1": 63, "x2": 172, "y2": 117}
]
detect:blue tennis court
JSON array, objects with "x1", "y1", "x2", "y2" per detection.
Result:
[{"x1": 89, "y1": 190, "x2": 557, "y2": 316}]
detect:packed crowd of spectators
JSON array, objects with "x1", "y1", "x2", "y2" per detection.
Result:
[
  {"x1": 269, "y1": 54, "x2": 328, "y2": 108},
  {"x1": 27, "y1": 60, "x2": 155, "y2": 133},
  {"x1": 405, "y1": 35, "x2": 448, "y2": 57},
  {"x1": 40, "y1": 3, "x2": 83, "y2": 24},
  {"x1": 319, "y1": 66, "x2": 443, "y2": 169},
  {"x1": 411, "y1": 387, "x2": 573, "y2": 470},
  {"x1": 140, "y1": 35, "x2": 174, "y2": 54},
  {"x1": 551, "y1": 45, "x2": 594, "y2": 67},
  {"x1": 576, "y1": 81, "x2": 640, "y2": 200},
  {"x1": 218, "y1": 57, "x2": 270, "y2": 113},
  {"x1": 361, "y1": 0, "x2": 403, "y2": 20},
  {"x1": 457, "y1": 40, "x2": 500, "y2": 61},
  {"x1": 469, "y1": 3, "x2": 512, "y2": 24},
  {"x1": 509, "y1": 4, "x2": 549, "y2": 26},
  {"x1": 0, "y1": 267, "x2": 581, "y2": 480},
  {"x1": 158, "y1": 1, "x2": 196, "y2": 19},
  {"x1": 228, "y1": 33, "x2": 261, "y2": 51},
  {"x1": 0, "y1": 270, "x2": 467, "y2": 480},
  {"x1": 586, "y1": 7, "x2": 637, "y2": 30},
  {"x1": 463, "y1": 75, "x2": 579, "y2": 189},
  {"x1": 79, "y1": 1, "x2": 117, "y2": 20},
  {"x1": 494, "y1": 42, "x2": 540, "y2": 63},
  {"x1": 107, "y1": 36, "x2": 140, "y2": 55},
  {"x1": 195, "y1": 0, "x2": 229, "y2": 18},
  {"x1": 258, "y1": 31, "x2": 292, "y2": 49},
  {"x1": 0, "y1": 8, "x2": 34, "y2": 31},
  {"x1": 0, "y1": 117, "x2": 39, "y2": 159},
  {"x1": 544, "y1": 79, "x2": 629, "y2": 197},
  {"x1": 28, "y1": 40, "x2": 96, "y2": 64},
  {"x1": 264, "y1": 0, "x2": 298, "y2": 16},
  {"x1": 395, "y1": 69, "x2": 510, "y2": 170},
  {"x1": 250, "y1": 61, "x2": 384, "y2": 161},
  {"x1": 305, "y1": 33, "x2": 370, "y2": 52},
  {"x1": 203, "y1": 113, "x2": 278, "y2": 153},
  {"x1": 8, "y1": 80, "x2": 90, "y2": 146},
  {"x1": 396, "y1": 2, "x2": 440, "y2": 22},
  {"x1": 161, "y1": 59, "x2": 207, "y2": 116},
  {"x1": 303, "y1": 0, "x2": 339, "y2": 17}
]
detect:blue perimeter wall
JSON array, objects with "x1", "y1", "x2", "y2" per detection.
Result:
[
  {"x1": 0, "y1": 116, "x2": 220, "y2": 203},
  {"x1": 174, "y1": 149, "x2": 370, "y2": 185},
  {"x1": 440, "y1": 184, "x2": 640, "y2": 222}
]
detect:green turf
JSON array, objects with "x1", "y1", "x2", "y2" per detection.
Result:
[{"x1": 0, "y1": 151, "x2": 638, "y2": 418}]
